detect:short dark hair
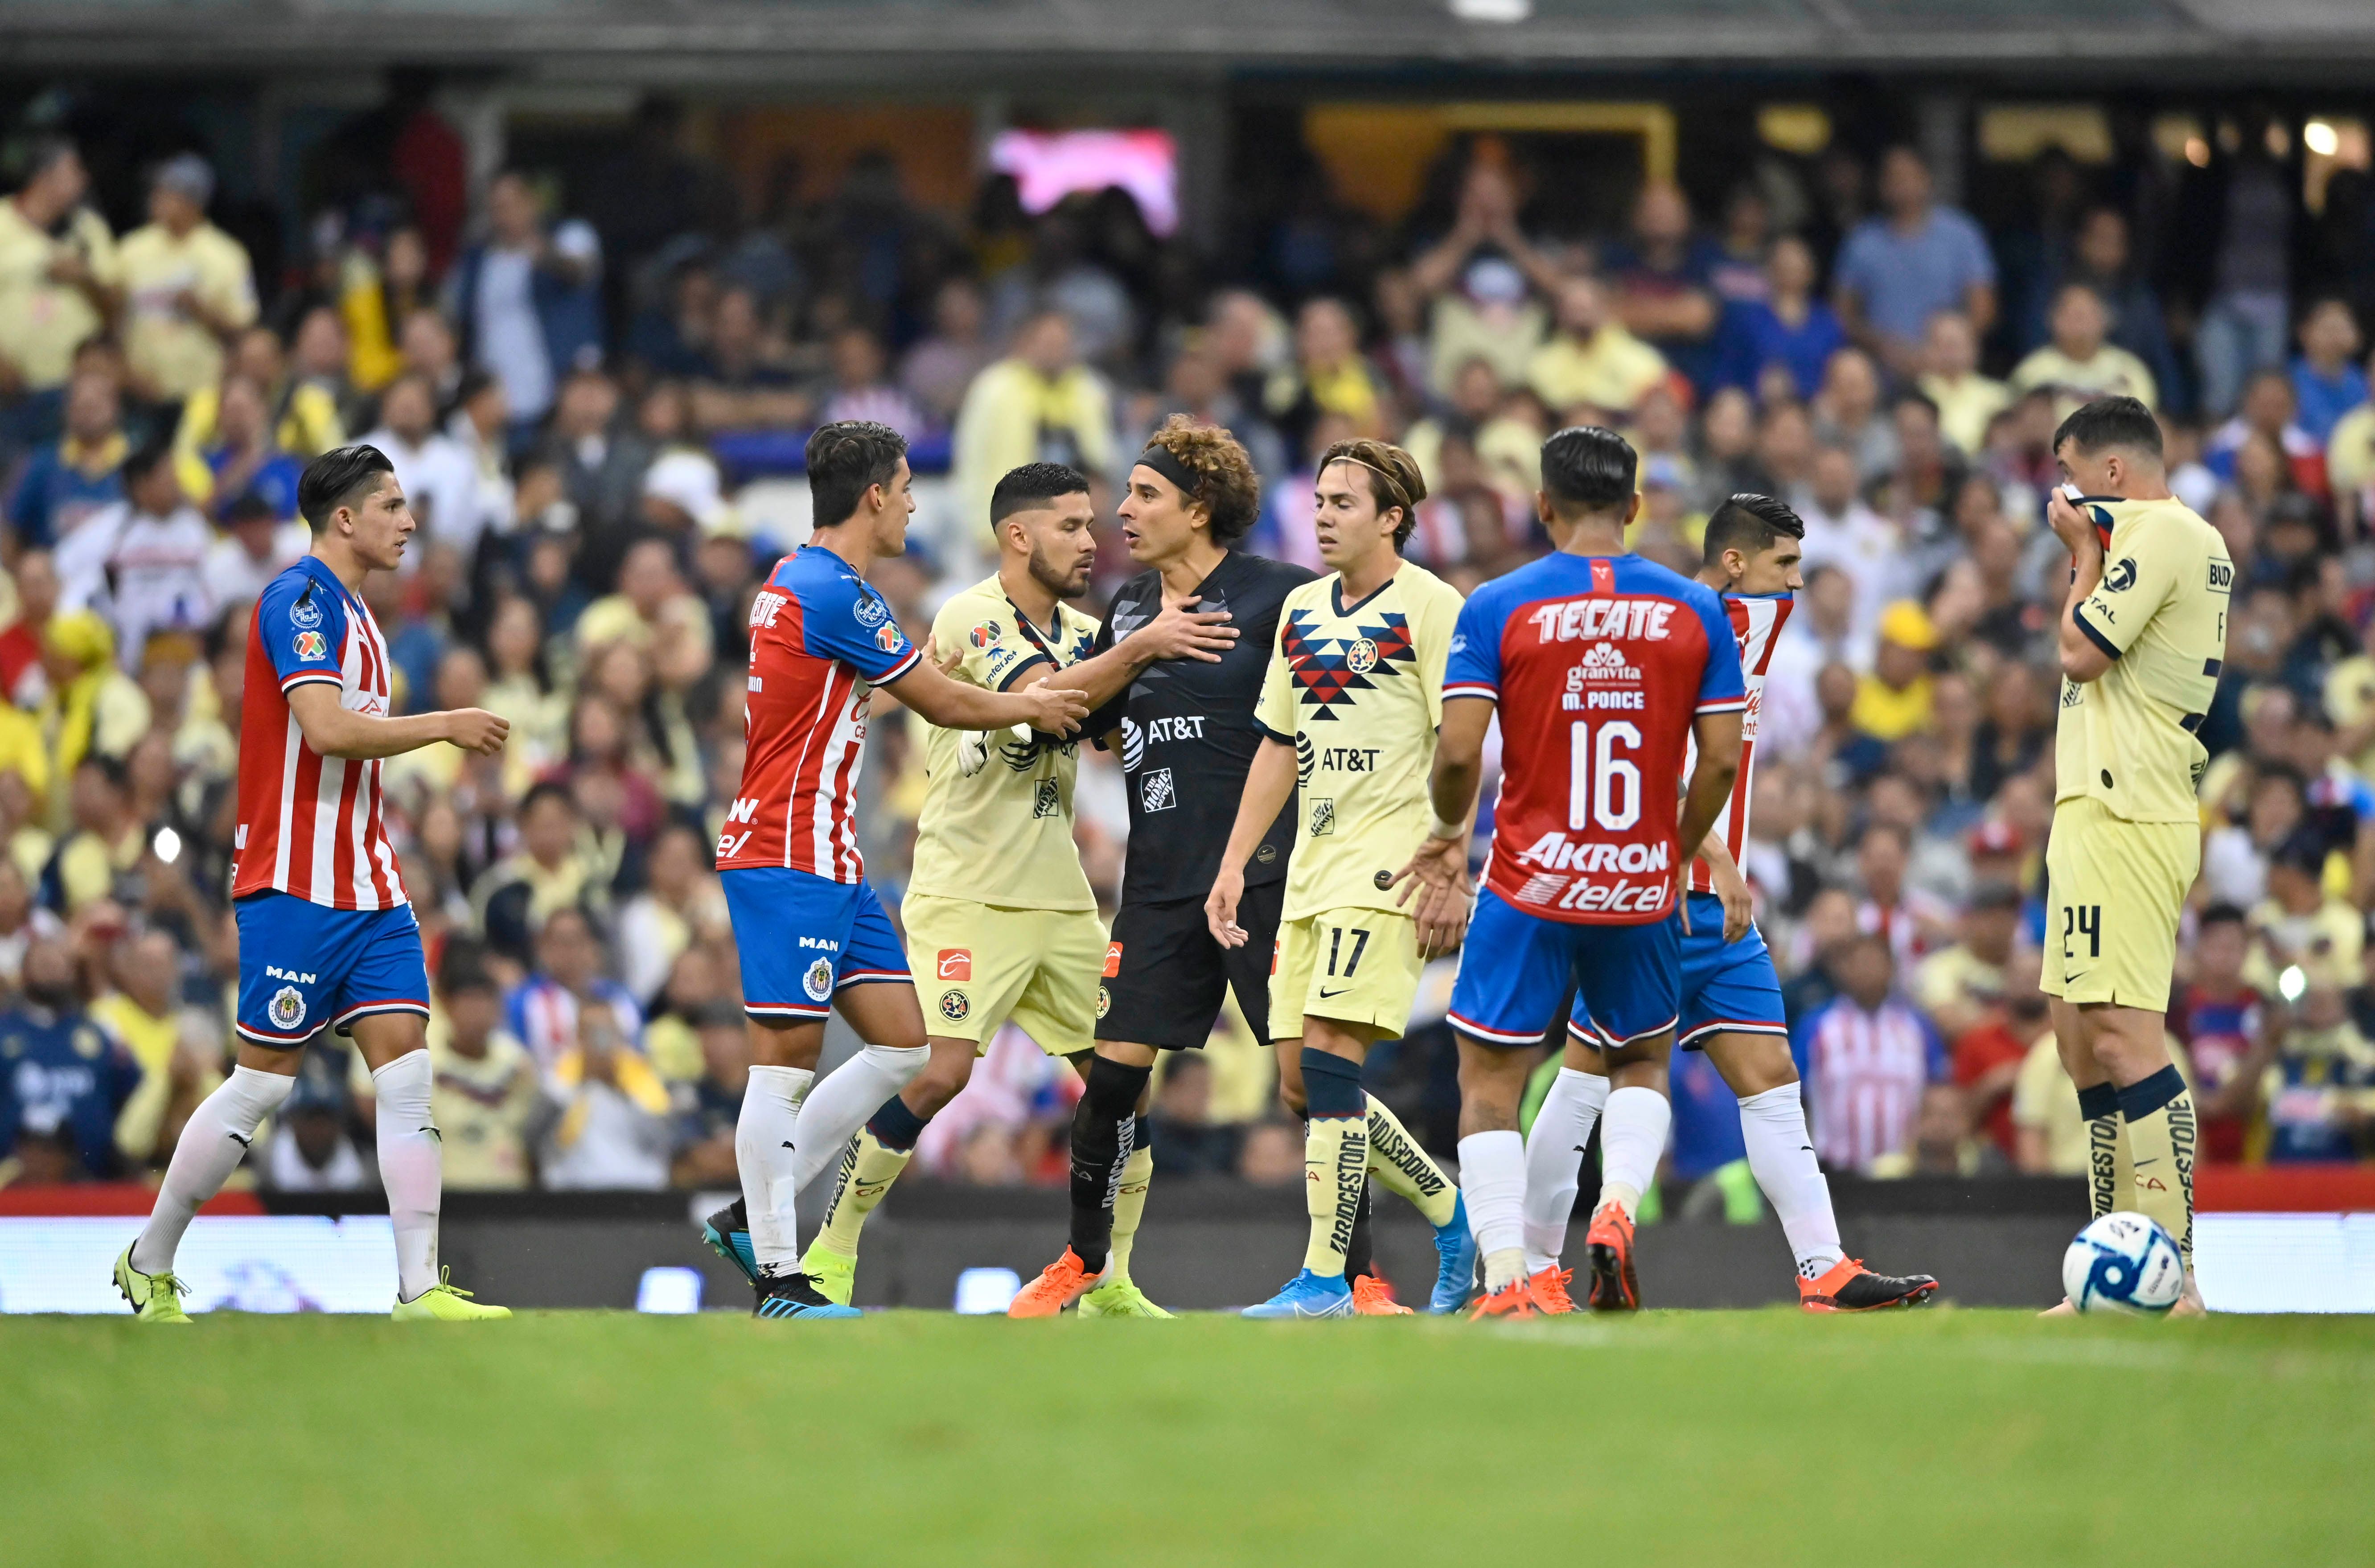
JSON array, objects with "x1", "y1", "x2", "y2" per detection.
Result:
[
  {"x1": 805, "y1": 420, "x2": 908, "y2": 530},
  {"x1": 990, "y1": 462, "x2": 1090, "y2": 528},
  {"x1": 2053, "y1": 396, "x2": 2163, "y2": 462},
  {"x1": 298, "y1": 445, "x2": 397, "y2": 532},
  {"x1": 1540, "y1": 426, "x2": 1637, "y2": 514},
  {"x1": 123, "y1": 439, "x2": 177, "y2": 487},
  {"x1": 520, "y1": 780, "x2": 577, "y2": 819},
  {"x1": 2198, "y1": 902, "x2": 2247, "y2": 932},
  {"x1": 1703, "y1": 493, "x2": 1804, "y2": 566}
]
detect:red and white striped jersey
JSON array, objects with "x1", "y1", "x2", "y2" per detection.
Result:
[
  {"x1": 718, "y1": 546, "x2": 921, "y2": 883},
  {"x1": 232, "y1": 556, "x2": 408, "y2": 910},
  {"x1": 1803, "y1": 996, "x2": 1947, "y2": 1171},
  {"x1": 1689, "y1": 591, "x2": 1794, "y2": 894}
]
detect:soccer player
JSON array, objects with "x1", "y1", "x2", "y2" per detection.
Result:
[
  {"x1": 1007, "y1": 415, "x2": 1317, "y2": 1317},
  {"x1": 112, "y1": 444, "x2": 514, "y2": 1322},
  {"x1": 748, "y1": 461, "x2": 1234, "y2": 1314},
  {"x1": 711, "y1": 422, "x2": 1090, "y2": 1320},
  {"x1": 1205, "y1": 438, "x2": 1478, "y2": 1317},
  {"x1": 1518, "y1": 494, "x2": 1939, "y2": 1313},
  {"x1": 1398, "y1": 426, "x2": 1746, "y2": 1318},
  {"x1": 2040, "y1": 395, "x2": 2227, "y2": 1315}
]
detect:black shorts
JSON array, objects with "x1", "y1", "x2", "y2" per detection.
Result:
[{"x1": 1096, "y1": 882, "x2": 1286, "y2": 1050}]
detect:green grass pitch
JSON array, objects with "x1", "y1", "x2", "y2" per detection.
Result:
[{"x1": 8, "y1": 1309, "x2": 2371, "y2": 1567}]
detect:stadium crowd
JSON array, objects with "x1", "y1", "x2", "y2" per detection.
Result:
[{"x1": 1, "y1": 100, "x2": 2372, "y2": 1210}]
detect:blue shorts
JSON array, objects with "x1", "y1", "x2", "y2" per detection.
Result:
[
  {"x1": 722, "y1": 866, "x2": 912, "y2": 1022},
  {"x1": 1567, "y1": 893, "x2": 1789, "y2": 1052},
  {"x1": 234, "y1": 892, "x2": 430, "y2": 1048},
  {"x1": 1449, "y1": 887, "x2": 1678, "y2": 1051}
]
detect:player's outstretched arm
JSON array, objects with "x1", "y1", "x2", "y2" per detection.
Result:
[
  {"x1": 288, "y1": 683, "x2": 508, "y2": 760},
  {"x1": 1205, "y1": 736, "x2": 1297, "y2": 947},
  {"x1": 1391, "y1": 697, "x2": 1493, "y2": 902},
  {"x1": 1066, "y1": 598, "x2": 1238, "y2": 709},
  {"x1": 1674, "y1": 711, "x2": 1743, "y2": 925},
  {"x1": 889, "y1": 653, "x2": 1089, "y2": 736}
]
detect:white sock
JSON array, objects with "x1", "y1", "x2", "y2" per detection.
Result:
[
  {"x1": 1738, "y1": 1083, "x2": 1845, "y2": 1278},
  {"x1": 372, "y1": 1051, "x2": 443, "y2": 1302},
  {"x1": 790, "y1": 1043, "x2": 928, "y2": 1194},
  {"x1": 1522, "y1": 1068, "x2": 1610, "y2": 1274},
  {"x1": 1595, "y1": 1085, "x2": 1671, "y2": 1222},
  {"x1": 1458, "y1": 1129, "x2": 1528, "y2": 1291},
  {"x1": 736, "y1": 1065, "x2": 814, "y2": 1273},
  {"x1": 131, "y1": 1065, "x2": 292, "y2": 1275}
]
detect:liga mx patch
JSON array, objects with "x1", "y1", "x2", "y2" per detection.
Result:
[
  {"x1": 292, "y1": 629, "x2": 328, "y2": 661},
  {"x1": 873, "y1": 622, "x2": 904, "y2": 653},
  {"x1": 937, "y1": 948, "x2": 972, "y2": 981},
  {"x1": 803, "y1": 958, "x2": 835, "y2": 1002},
  {"x1": 970, "y1": 620, "x2": 999, "y2": 649},
  {"x1": 269, "y1": 985, "x2": 307, "y2": 1031}
]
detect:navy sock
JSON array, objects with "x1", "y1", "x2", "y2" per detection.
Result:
[
  {"x1": 2076, "y1": 1082, "x2": 2120, "y2": 1123},
  {"x1": 866, "y1": 1092, "x2": 931, "y2": 1153},
  {"x1": 1067, "y1": 1057, "x2": 1151, "y2": 1273},
  {"x1": 2116, "y1": 1065, "x2": 2186, "y2": 1122},
  {"x1": 1301, "y1": 1048, "x2": 1365, "y2": 1119}
]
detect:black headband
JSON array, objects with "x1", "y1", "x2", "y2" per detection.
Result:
[{"x1": 1135, "y1": 443, "x2": 1202, "y2": 502}]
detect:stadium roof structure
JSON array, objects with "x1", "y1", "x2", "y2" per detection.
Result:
[{"x1": 4, "y1": 0, "x2": 2374, "y2": 77}]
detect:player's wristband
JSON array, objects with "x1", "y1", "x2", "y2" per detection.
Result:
[{"x1": 1427, "y1": 811, "x2": 1467, "y2": 842}]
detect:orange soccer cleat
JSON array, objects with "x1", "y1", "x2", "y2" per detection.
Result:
[
  {"x1": 1526, "y1": 1265, "x2": 1577, "y2": 1316},
  {"x1": 1582, "y1": 1202, "x2": 1639, "y2": 1313},
  {"x1": 1351, "y1": 1273, "x2": 1414, "y2": 1316},
  {"x1": 1797, "y1": 1257, "x2": 1939, "y2": 1313},
  {"x1": 1467, "y1": 1278, "x2": 1538, "y2": 1321},
  {"x1": 1007, "y1": 1247, "x2": 1102, "y2": 1318}
]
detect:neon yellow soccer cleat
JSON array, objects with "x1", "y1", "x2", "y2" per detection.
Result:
[
  {"x1": 799, "y1": 1241, "x2": 857, "y2": 1307},
  {"x1": 391, "y1": 1266, "x2": 512, "y2": 1321},
  {"x1": 1077, "y1": 1277, "x2": 1175, "y2": 1318},
  {"x1": 113, "y1": 1247, "x2": 192, "y2": 1324}
]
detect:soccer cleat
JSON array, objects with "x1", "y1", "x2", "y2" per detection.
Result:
[
  {"x1": 752, "y1": 1270, "x2": 861, "y2": 1320},
  {"x1": 1007, "y1": 1248, "x2": 1101, "y2": 1318},
  {"x1": 1351, "y1": 1273, "x2": 1414, "y2": 1315},
  {"x1": 1243, "y1": 1268, "x2": 1356, "y2": 1318},
  {"x1": 113, "y1": 1247, "x2": 192, "y2": 1324},
  {"x1": 799, "y1": 1240, "x2": 856, "y2": 1307},
  {"x1": 1797, "y1": 1257, "x2": 1939, "y2": 1313},
  {"x1": 701, "y1": 1199, "x2": 758, "y2": 1288},
  {"x1": 1078, "y1": 1278, "x2": 1176, "y2": 1318},
  {"x1": 391, "y1": 1267, "x2": 512, "y2": 1321},
  {"x1": 1467, "y1": 1278, "x2": 1537, "y2": 1320},
  {"x1": 1527, "y1": 1265, "x2": 1578, "y2": 1316},
  {"x1": 1583, "y1": 1201, "x2": 1640, "y2": 1313},
  {"x1": 1429, "y1": 1191, "x2": 1479, "y2": 1314}
]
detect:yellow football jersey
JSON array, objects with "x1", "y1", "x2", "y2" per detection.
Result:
[
  {"x1": 1256, "y1": 562, "x2": 1463, "y2": 921},
  {"x1": 2056, "y1": 495, "x2": 2233, "y2": 823},
  {"x1": 907, "y1": 577, "x2": 1099, "y2": 912}
]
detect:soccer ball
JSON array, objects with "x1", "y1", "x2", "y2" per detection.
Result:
[{"x1": 2061, "y1": 1212, "x2": 2185, "y2": 1314}]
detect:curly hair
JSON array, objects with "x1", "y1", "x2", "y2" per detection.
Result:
[
  {"x1": 1142, "y1": 413, "x2": 1261, "y2": 544},
  {"x1": 1317, "y1": 438, "x2": 1430, "y2": 550}
]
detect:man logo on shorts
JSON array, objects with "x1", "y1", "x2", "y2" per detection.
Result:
[
  {"x1": 803, "y1": 958, "x2": 835, "y2": 1002},
  {"x1": 269, "y1": 985, "x2": 307, "y2": 1031},
  {"x1": 939, "y1": 989, "x2": 970, "y2": 1022}
]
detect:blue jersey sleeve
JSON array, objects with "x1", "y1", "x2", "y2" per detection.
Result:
[
  {"x1": 257, "y1": 570, "x2": 348, "y2": 693},
  {"x1": 799, "y1": 568, "x2": 923, "y2": 685},
  {"x1": 1443, "y1": 581, "x2": 1507, "y2": 701},
  {"x1": 1689, "y1": 584, "x2": 1746, "y2": 714}
]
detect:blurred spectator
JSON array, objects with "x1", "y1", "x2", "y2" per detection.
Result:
[
  {"x1": 1851, "y1": 601, "x2": 1940, "y2": 743},
  {"x1": 39, "y1": 609, "x2": 151, "y2": 781},
  {"x1": 1950, "y1": 955, "x2": 2052, "y2": 1158},
  {"x1": 186, "y1": 374, "x2": 303, "y2": 522},
  {"x1": 2260, "y1": 966, "x2": 2375, "y2": 1162},
  {"x1": 171, "y1": 324, "x2": 344, "y2": 493},
  {"x1": 615, "y1": 821, "x2": 726, "y2": 1005},
  {"x1": 429, "y1": 952, "x2": 539, "y2": 1190},
  {"x1": 1832, "y1": 147, "x2": 1997, "y2": 378},
  {"x1": 0, "y1": 137, "x2": 120, "y2": 409},
  {"x1": 537, "y1": 997, "x2": 673, "y2": 1188},
  {"x1": 1237, "y1": 1116, "x2": 1304, "y2": 1185},
  {"x1": 2289, "y1": 298, "x2": 2367, "y2": 444},
  {"x1": 2031, "y1": 207, "x2": 2181, "y2": 407},
  {"x1": 448, "y1": 169, "x2": 604, "y2": 437},
  {"x1": 1147, "y1": 1051, "x2": 1237, "y2": 1176},
  {"x1": 1605, "y1": 181, "x2": 1721, "y2": 387},
  {"x1": 504, "y1": 903, "x2": 644, "y2": 1076},
  {"x1": 46, "y1": 754, "x2": 143, "y2": 913},
  {"x1": 1410, "y1": 155, "x2": 1561, "y2": 395},
  {"x1": 819, "y1": 324, "x2": 927, "y2": 439},
  {"x1": 0, "y1": 935, "x2": 140, "y2": 1181},
  {"x1": 1852, "y1": 821, "x2": 1952, "y2": 969},
  {"x1": 2194, "y1": 134, "x2": 2295, "y2": 420},
  {"x1": 1913, "y1": 880, "x2": 2023, "y2": 1043},
  {"x1": 1795, "y1": 446, "x2": 1897, "y2": 636},
  {"x1": 262, "y1": 1042, "x2": 372, "y2": 1191},
  {"x1": 2244, "y1": 829, "x2": 2362, "y2": 993},
  {"x1": 900, "y1": 276, "x2": 994, "y2": 426},
  {"x1": 1264, "y1": 296, "x2": 1387, "y2": 456},
  {"x1": 360, "y1": 373, "x2": 482, "y2": 553},
  {"x1": 2172, "y1": 904, "x2": 2273, "y2": 1164},
  {"x1": 342, "y1": 225, "x2": 436, "y2": 392},
  {"x1": 1866, "y1": 1082, "x2": 2009, "y2": 1178},
  {"x1": 1798, "y1": 932, "x2": 1944, "y2": 1171},
  {"x1": 2009, "y1": 284, "x2": 2158, "y2": 418},
  {"x1": 1527, "y1": 274, "x2": 1667, "y2": 420},
  {"x1": 68, "y1": 441, "x2": 213, "y2": 669},
  {"x1": 203, "y1": 490, "x2": 310, "y2": 609},
  {"x1": 116, "y1": 155, "x2": 259, "y2": 406},
  {"x1": 668, "y1": 999, "x2": 746, "y2": 1187},
  {"x1": 1711, "y1": 234, "x2": 1841, "y2": 402},
  {"x1": 0, "y1": 550, "x2": 59, "y2": 709},
  {"x1": 8, "y1": 370, "x2": 126, "y2": 550},
  {"x1": 1810, "y1": 347, "x2": 1899, "y2": 481},
  {"x1": 952, "y1": 309, "x2": 1114, "y2": 555}
]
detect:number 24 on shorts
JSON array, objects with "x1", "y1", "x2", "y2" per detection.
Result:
[{"x1": 2060, "y1": 903, "x2": 2102, "y2": 961}]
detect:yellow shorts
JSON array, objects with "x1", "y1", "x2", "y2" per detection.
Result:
[
  {"x1": 1270, "y1": 908, "x2": 1424, "y2": 1043},
  {"x1": 2039, "y1": 796, "x2": 2198, "y2": 1010},
  {"x1": 900, "y1": 894, "x2": 1104, "y2": 1058}
]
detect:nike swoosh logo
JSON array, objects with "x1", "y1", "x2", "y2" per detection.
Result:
[
  {"x1": 2134, "y1": 1158, "x2": 2158, "y2": 1167},
  {"x1": 1317, "y1": 988, "x2": 1352, "y2": 1000},
  {"x1": 2063, "y1": 973, "x2": 2087, "y2": 986}
]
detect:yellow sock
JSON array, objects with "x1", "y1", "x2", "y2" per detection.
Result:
[
  {"x1": 1364, "y1": 1096, "x2": 1457, "y2": 1228},
  {"x1": 2121, "y1": 1070, "x2": 2197, "y2": 1266},
  {"x1": 1107, "y1": 1145, "x2": 1154, "y2": 1282},
  {"x1": 1303, "y1": 1116, "x2": 1367, "y2": 1277},
  {"x1": 2077, "y1": 1083, "x2": 2131, "y2": 1221},
  {"x1": 814, "y1": 1130, "x2": 912, "y2": 1261}
]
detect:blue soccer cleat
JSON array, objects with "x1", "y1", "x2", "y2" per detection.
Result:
[
  {"x1": 1242, "y1": 1268, "x2": 1356, "y2": 1319},
  {"x1": 702, "y1": 1199, "x2": 758, "y2": 1287},
  {"x1": 1429, "y1": 1191, "x2": 1479, "y2": 1314},
  {"x1": 752, "y1": 1270, "x2": 862, "y2": 1320}
]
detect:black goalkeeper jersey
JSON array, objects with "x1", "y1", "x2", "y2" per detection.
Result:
[{"x1": 1089, "y1": 550, "x2": 1315, "y2": 906}]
